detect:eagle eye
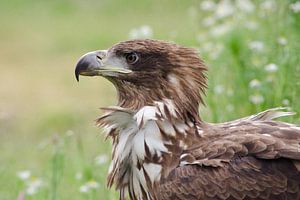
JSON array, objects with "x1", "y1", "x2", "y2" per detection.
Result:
[{"x1": 125, "y1": 52, "x2": 139, "y2": 64}]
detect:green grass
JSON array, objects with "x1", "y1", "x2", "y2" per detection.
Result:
[{"x1": 0, "y1": 0, "x2": 299, "y2": 199}]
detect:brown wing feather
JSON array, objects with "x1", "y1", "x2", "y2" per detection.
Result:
[
  {"x1": 158, "y1": 157, "x2": 300, "y2": 200},
  {"x1": 158, "y1": 118, "x2": 300, "y2": 200},
  {"x1": 185, "y1": 120, "x2": 300, "y2": 163}
]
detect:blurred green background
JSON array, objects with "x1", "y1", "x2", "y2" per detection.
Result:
[{"x1": 0, "y1": 0, "x2": 299, "y2": 199}]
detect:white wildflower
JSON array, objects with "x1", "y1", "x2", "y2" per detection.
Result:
[
  {"x1": 226, "y1": 104, "x2": 234, "y2": 112},
  {"x1": 277, "y1": 37, "x2": 288, "y2": 45},
  {"x1": 260, "y1": 0, "x2": 276, "y2": 11},
  {"x1": 248, "y1": 41, "x2": 264, "y2": 52},
  {"x1": 79, "y1": 180, "x2": 100, "y2": 193},
  {"x1": 79, "y1": 185, "x2": 89, "y2": 193},
  {"x1": 200, "y1": 0, "x2": 216, "y2": 11},
  {"x1": 210, "y1": 24, "x2": 231, "y2": 37},
  {"x1": 290, "y1": 2, "x2": 300, "y2": 13},
  {"x1": 249, "y1": 95, "x2": 264, "y2": 104},
  {"x1": 26, "y1": 187, "x2": 37, "y2": 195},
  {"x1": 236, "y1": 0, "x2": 255, "y2": 13},
  {"x1": 249, "y1": 79, "x2": 261, "y2": 89},
  {"x1": 129, "y1": 25, "x2": 153, "y2": 39},
  {"x1": 26, "y1": 178, "x2": 43, "y2": 195},
  {"x1": 140, "y1": 26, "x2": 153, "y2": 38},
  {"x1": 214, "y1": 85, "x2": 224, "y2": 94},
  {"x1": 264, "y1": 63, "x2": 278, "y2": 72},
  {"x1": 215, "y1": 0, "x2": 234, "y2": 19},
  {"x1": 65, "y1": 130, "x2": 74, "y2": 137},
  {"x1": 282, "y1": 99, "x2": 290, "y2": 106},
  {"x1": 86, "y1": 180, "x2": 100, "y2": 189},
  {"x1": 244, "y1": 21, "x2": 258, "y2": 30},
  {"x1": 17, "y1": 170, "x2": 31, "y2": 181},
  {"x1": 95, "y1": 154, "x2": 109, "y2": 165},
  {"x1": 202, "y1": 17, "x2": 216, "y2": 27}
]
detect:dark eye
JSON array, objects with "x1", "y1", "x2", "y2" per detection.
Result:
[{"x1": 125, "y1": 52, "x2": 139, "y2": 64}]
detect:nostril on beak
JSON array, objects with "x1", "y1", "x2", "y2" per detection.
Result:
[
  {"x1": 95, "y1": 50, "x2": 107, "y2": 61},
  {"x1": 96, "y1": 55, "x2": 102, "y2": 60}
]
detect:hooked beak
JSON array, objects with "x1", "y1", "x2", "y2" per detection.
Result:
[{"x1": 75, "y1": 50, "x2": 132, "y2": 81}]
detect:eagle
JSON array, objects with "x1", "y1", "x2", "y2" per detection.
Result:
[{"x1": 75, "y1": 39, "x2": 300, "y2": 200}]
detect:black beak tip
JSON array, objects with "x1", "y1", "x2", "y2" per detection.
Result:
[
  {"x1": 74, "y1": 52, "x2": 99, "y2": 82},
  {"x1": 75, "y1": 66, "x2": 80, "y2": 82},
  {"x1": 75, "y1": 57, "x2": 88, "y2": 82},
  {"x1": 75, "y1": 70, "x2": 79, "y2": 82}
]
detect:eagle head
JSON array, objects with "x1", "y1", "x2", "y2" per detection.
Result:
[{"x1": 75, "y1": 39, "x2": 207, "y2": 120}]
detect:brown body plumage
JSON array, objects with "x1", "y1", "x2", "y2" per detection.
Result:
[{"x1": 75, "y1": 39, "x2": 300, "y2": 200}]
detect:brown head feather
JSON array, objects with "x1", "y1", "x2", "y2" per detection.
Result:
[{"x1": 107, "y1": 39, "x2": 207, "y2": 121}]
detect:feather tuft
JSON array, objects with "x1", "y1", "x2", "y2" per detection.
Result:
[{"x1": 248, "y1": 107, "x2": 296, "y2": 121}]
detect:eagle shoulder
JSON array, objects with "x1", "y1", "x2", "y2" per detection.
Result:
[
  {"x1": 160, "y1": 108, "x2": 300, "y2": 200},
  {"x1": 179, "y1": 109, "x2": 300, "y2": 167}
]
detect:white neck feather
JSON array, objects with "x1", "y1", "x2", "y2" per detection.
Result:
[{"x1": 99, "y1": 99, "x2": 192, "y2": 200}]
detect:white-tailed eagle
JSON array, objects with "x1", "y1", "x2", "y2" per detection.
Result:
[{"x1": 75, "y1": 39, "x2": 300, "y2": 200}]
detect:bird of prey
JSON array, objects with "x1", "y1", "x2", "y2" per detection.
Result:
[{"x1": 75, "y1": 39, "x2": 300, "y2": 200}]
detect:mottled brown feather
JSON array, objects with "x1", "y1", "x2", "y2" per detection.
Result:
[{"x1": 159, "y1": 157, "x2": 300, "y2": 200}]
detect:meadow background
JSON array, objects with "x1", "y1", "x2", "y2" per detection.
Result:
[{"x1": 0, "y1": 0, "x2": 299, "y2": 199}]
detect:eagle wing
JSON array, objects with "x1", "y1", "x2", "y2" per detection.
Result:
[
  {"x1": 159, "y1": 157, "x2": 300, "y2": 200},
  {"x1": 158, "y1": 109, "x2": 300, "y2": 200}
]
